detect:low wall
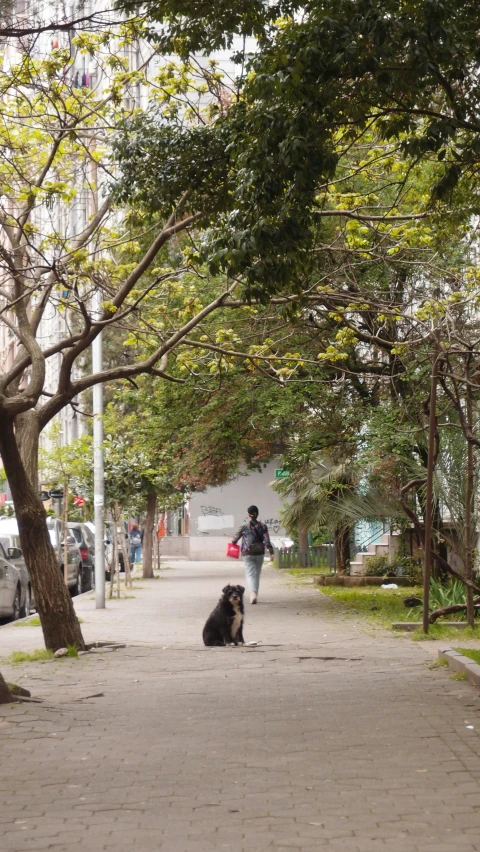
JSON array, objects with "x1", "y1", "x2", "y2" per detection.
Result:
[
  {"x1": 315, "y1": 575, "x2": 413, "y2": 587},
  {"x1": 159, "y1": 537, "x2": 190, "y2": 557},
  {"x1": 189, "y1": 536, "x2": 231, "y2": 561}
]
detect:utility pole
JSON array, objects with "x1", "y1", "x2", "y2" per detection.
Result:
[{"x1": 93, "y1": 288, "x2": 105, "y2": 608}]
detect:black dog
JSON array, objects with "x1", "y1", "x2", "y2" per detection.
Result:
[{"x1": 203, "y1": 585, "x2": 245, "y2": 646}]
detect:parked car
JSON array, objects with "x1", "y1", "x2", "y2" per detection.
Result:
[
  {"x1": 45, "y1": 519, "x2": 85, "y2": 595},
  {"x1": 0, "y1": 519, "x2": 35, "y2": 617},
  {"x1": 67, "y1": 522, "x2": 94, "y2": 591},
  {"x1": 0, "y1": 542, "x2": 30, "y2": 621}
]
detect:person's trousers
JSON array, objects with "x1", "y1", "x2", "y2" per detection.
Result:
[
  {"x1": 130, "y1": 544, "x2": 142, "y2": 565},
  {"x1": 242, "y1": 554, "x2": 264, "y2": 594}
]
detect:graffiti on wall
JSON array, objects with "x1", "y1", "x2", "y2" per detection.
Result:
[
  {"x1": 264, "y1": 518, "x2": 281, "y2": 534},
  {"x1": 197, "y1": 506, "x2": 234, "y2": 532},
  {"x1": 200, "y1": 506, "x2": 224, "y2": 516}
]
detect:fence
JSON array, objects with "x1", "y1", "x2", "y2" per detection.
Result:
[{"x1": 275, "y1": 545, "x2": 336, "y2": 571}]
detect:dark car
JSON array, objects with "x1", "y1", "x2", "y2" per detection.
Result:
[{"x1": 67, "y1": 522, "x2": 94, "y2": 592}]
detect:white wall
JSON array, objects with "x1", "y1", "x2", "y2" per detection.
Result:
[{"x1": 187, "y1": 460, "x2": 288, "y2": 561}]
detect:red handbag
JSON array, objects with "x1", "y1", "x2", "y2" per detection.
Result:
[{"x1": 227, "y1": 542, "x2": 240, "y2": 559}]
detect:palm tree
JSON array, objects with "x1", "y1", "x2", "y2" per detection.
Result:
[{"x1": 277, "y1": 455, "x2": 402, "y2": 573}]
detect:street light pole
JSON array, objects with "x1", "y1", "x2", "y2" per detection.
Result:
[{"x1": 92, "y1": 288, "x2": 105, "y2": 608}]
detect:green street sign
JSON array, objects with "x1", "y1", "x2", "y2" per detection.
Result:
[{"x1": 275, "y1": 469, "x2": 290, "y2": 479}]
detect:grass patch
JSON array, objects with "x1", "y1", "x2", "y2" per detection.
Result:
[
  {"x1": 107, "y1": 593, "x2": 136, "y2": 600},
  {"x1": 319, "y1": 586, "x2": 477, "y2": 639},
  {"x1": 450, "y1": 672, "x2": 468, "y2": 681},
  {"x1": 286, "y1": 568, "x2": 331, "y2": 577},
  {"x1": 454, "y1": 647, "x2": 480, "y2": 665},
  {"x1": 319, "y1": 585, "x2": 422, "y2": 627},
  {"x1": 411, "y1": 625, "x2": 480, "y2": 641},
  {"x1": 8, "y1": 645, "x2": 79, "y2": 663},
  {"x1": 429, "y1": 657, "x2": 449, "y2": 669},
  {"x1": 14, "y1": 616, "x2": 83, "y2": 626},
  {"x1": 8, "y1": 649, "x2": 54, "y2": 664},
  {"x1": 14, "y1": 616, "x2": 41, "y2": 627}
]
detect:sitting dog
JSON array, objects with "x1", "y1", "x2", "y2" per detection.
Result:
[{"x1": 203, "y1": 584, "x2": 245, "y2": 646}]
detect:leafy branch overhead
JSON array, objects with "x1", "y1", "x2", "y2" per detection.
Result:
[{"x1": 115, "y1": 0, "x2": 480, "y2": 296}]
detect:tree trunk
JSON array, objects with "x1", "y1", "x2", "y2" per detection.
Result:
[
  {"x1": 431, "y1": 500, "x2": 448, "y2": 583},
  {"x1": 16, "y1": 410, "x2": 40, "y2": 489},
  {"x1": 297, "y1": 522, "x2": 310, "y2": 566},
  {"x1": 0, "y1": 671, "x2": 15, "y2": 705},
  {"x1": 0, "y1": 416, "x2": 85, "y2": 651},
  {"x1": 465, "y1": 374, "x2": 475, "y2": 628},
  {"x1": 142, "y1": 492, "x2": 156, "y2": 578},
  {"x1": 109, "y1": 509, "x2": 116, "y2": 600},
  {"x1": 116, "y1": 502, "x2": 132, "y2": 589},
  {"x1": 335, "y1": 525, "x2": 350, "y2": 574}
]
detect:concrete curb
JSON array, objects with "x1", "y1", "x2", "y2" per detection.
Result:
[
  {"x1": 393, "y1": 621, "x2": 467, "y2": 631},
  {"x1": 439, "y1": 647, "x2": 480, "y2": 688}
]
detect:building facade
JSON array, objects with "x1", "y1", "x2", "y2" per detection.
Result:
[{"x1": 160, "y1": 460, "x2": 291, "y2": 560}]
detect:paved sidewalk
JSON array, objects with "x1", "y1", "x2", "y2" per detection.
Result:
[{"x1": 1, "y1": 562, "x2": 480, "y2": 852}]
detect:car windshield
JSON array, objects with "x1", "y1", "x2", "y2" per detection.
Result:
[{"x1": 71, "y1": 528, "x2": 82, "y2": 543}]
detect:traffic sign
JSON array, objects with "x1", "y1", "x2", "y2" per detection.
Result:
[
  {"x1": 275, "y1": 469, "x2": 290, "y2": 479},
  {"x1": 48, "y1": 489, "x2": 64, "y2": 499}
]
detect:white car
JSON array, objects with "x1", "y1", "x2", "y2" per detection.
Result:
[
  {"x1": 0, "y1": 542, "x2": 30, "y2": 621},
  {"x1": 0, "y1": 519, "x2": 35, "y2": 619}
]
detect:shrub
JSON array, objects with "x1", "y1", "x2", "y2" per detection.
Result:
[
  {"x1": 395, "y1": 557, "x2": 423, "y2": 584},
  {"x1": 430, "y1": 578, "x2": 466, "y2": 611},
  {"x1": 364, "y1": 555, "x2": 389, "y2": 576},
  {"x1": 409, "y1": 578, "x2": 475, "y2": 620}
]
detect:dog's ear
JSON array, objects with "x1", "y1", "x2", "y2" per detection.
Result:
[
  {"x1": 237, "y1": 585, "x2": 245, "y2": 594},
  {"x1": 222, "y1": 585, "x2": 231, "y2": 594}
]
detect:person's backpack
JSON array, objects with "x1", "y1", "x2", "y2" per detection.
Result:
[
  {"x1": 130, "y1": 532, "x2": 141, "y2": 546},
  {"x1": 246, "y1": 522, "x2": 264, "y2": 555}
]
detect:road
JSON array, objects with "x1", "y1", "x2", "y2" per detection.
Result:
[{"x1": 1, "y1": 561, "x2": 480, "y2": 851}]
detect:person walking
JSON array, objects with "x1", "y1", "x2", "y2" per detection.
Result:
[
  {"x1": 231, "y1": 506, "x2": 274, "y2": 604},
  {"x1": 129, "y1": 523, "x2": 143, "y2": 567}
]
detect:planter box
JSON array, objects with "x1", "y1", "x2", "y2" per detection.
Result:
[{"x1": 315, "y1": 575, "x2": 412, "y2": 587}]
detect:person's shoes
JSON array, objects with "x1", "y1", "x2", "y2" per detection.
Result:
[{"x1": 250, "y1": 593, "x2": 257, "y2": 604}]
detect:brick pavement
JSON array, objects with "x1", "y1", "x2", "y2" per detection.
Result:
[{"x1": 1, "y1": 562, "x2": 480, "y2": 851}]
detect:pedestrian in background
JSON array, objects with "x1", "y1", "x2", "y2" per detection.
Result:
[
  {"x1": 129, "y1": 523, "x2": 143, "y2": 567},
  {"x1": 231, "y1": 505, "x2": 274, "y2": 604}
]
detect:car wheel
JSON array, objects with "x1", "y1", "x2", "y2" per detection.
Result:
[
  {"x1": 11, "y1": 587, "x2": 21, "y2": 622},
  {"x1": 20, "y1": 585, "x2": 31, "y2": 618},
  {"x1": 72, "y1": 566, "x2": 83, "y2": 596}
]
